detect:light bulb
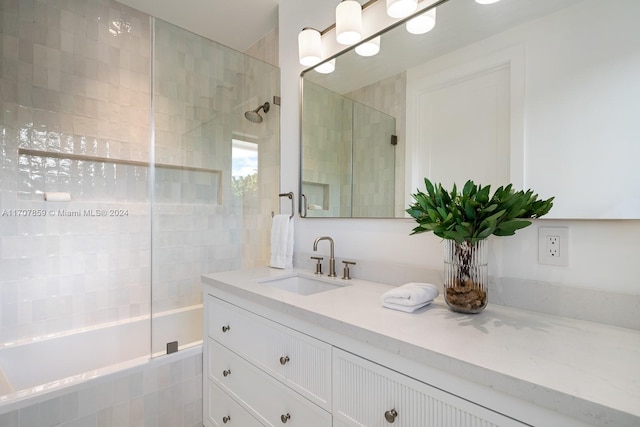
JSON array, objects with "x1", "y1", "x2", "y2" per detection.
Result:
[
  {"x1": 386, "y1": 0, "x2": 418, "y2": 19},
  {"x1": 406, "y1": 8, "x2": 436, "y2": 35},
  {"x1": 355, "y1": 36, "x2": 380, "y2": 57},
  {"x1": 315, "y1": 59, "x2": 336, "y2": 74}
]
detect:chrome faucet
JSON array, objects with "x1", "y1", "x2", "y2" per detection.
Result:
[{"x1": 313, "y1": 236, "x2": 336, "y2": 277}]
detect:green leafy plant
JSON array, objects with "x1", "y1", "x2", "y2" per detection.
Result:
[{"x1": 407, "y1": 179, "x2": 554, "y2": 244}]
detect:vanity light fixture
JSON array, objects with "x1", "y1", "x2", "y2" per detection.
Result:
[
  {"x1": 405, "y1": 8, "x2": 436, "y2": 34},
  {"x1": 336, "y1": 0, "x2": 363, "y2": 45},
  {"x1": 298, "y1": 27, "x2": 322, "y2": 66},
  {"x1": 475, "y1": 0, "x2": 501, "y2": 4},
  {"x1": 314, "y1": 58, "x2": 336, "y2": 74},
  {"x1": 355, "y1": 36, "x2": 381, "y2": 56},
  {"x1": 386, "y1": 0, "x2": 418, "y2": 18}
]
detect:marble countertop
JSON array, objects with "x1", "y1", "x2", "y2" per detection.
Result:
[{"x1": 202, "y1": 267, "x2": 640, "y2": 427}]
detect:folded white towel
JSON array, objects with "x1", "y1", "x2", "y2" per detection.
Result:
[
  {"x1": 381, "y1": 283, "x2": 439, "y2": 313},
  {"x1": 269, "y1": 214, "x2": 294, "y2": 269},
  {"x1": 382, "y1": 300, "x2": 432, "y2": 313}
]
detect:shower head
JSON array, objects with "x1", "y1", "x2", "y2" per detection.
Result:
[{"x1": 244, "y1": 101, "x2": 270, "y2": 123}]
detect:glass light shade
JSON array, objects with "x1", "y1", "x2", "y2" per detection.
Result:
[
  {"x1": 336, "y1": 0, "x2": 362, "y2": 45},
  {"x1": 406, "y1": 8, "x2": 436, "y2": 35},
  {"x1": 386, "y1": 0, "x2": 418, "y2": 18},
  {"x1": 298, "y1": 28, "x2": 322, "y2": 66},
  {"x1": 314, "y1": 59, "x2": 336, "y2": 74},
  {"x1": 475, "y1": 0, "x2": 501, "y2": 4},
  {"x1": 355, "y1": 36, "x2": 380, "y2": 57}
]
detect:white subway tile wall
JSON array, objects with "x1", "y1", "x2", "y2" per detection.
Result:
[
  {"x1": 301, "y1": 81, "x2": 353, "y2": 217},
  {"x1": 151, "y1": 19, "x2": 280, "y2": 315},
  {"x1": 302, "y1": 79, "x2": 398, "y2": 218},
  {"x1": 0, "y1": 347, "x2": 203, "y2": 427},
  {"x1": 347, "y1": 72, "x2": 407, "y2": 217},
  {"x1": 1, "y1": 0, "x2": 152, "y2": 343},
  {"x1": 0, "y1": 0, "x2": 280, "y2": 349},
  {"x1": 0, "y1": 1, "x2": 279, "y2": 425},
  {"x1": 351, "y1": 102, "x2": 396, "y2": 218}
]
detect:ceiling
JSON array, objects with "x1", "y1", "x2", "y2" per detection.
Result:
[{"x1": 116, "y1": 0, "x2": 280, "y2": 52}]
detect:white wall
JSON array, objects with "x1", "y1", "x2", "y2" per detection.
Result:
[{"x1": 279, "y1": 0, "x2": 640, "y2": 295}]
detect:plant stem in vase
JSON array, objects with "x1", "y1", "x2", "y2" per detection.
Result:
[{"x1": 444, "y1": 239, "x2": 488, "y2": 313}]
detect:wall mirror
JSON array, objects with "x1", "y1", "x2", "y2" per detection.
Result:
[{"x1": 300, "y1": 0, "x2": 640, "y2": 219}]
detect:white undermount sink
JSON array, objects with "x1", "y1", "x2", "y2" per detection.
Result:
[{"x1": 258, "y1": 273, "x2": 350, "y2": 296}]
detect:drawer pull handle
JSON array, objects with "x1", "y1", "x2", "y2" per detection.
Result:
[
  {"x1": 222, "y1": 369, "x2": 231, "y2": 377},
  {"x1": 384, "y1": 409, "x2": 398, "y2": 423},
  {"x1": 222, "y1": 416, "x2": 231, "y2": 423},
  {"x1": 280, "y1": 413, "x2": 291, "y2": 423},
  {"x1": 221, "y1": 325, "x2": 231, "y2": 333},
  {"x1": 279, "y1": 356, "x2": 290, "y2": 365}
]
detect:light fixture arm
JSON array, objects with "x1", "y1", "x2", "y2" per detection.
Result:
[{"x1": 298, "y1": 0, "x2": 451, "y2": 72}]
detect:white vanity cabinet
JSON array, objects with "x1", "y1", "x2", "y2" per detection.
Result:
[
  {"x1": 206, "y1": 382, "x2": 263, "y2": 427},
  {"x1": 203, "y1": 268, "x2": 640, "y2": 426},
  {"x1": 332, "y1": 349, "x2": 526, "y2": 427},
  {"x1": 204, "y1": 295, "x2": 332, "y2": 427},
  {"x1": 204, "y1": 293, "x2": 527, "y2": 427}
]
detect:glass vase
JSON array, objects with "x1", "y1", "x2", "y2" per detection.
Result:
[{"x1": 444, "y1": 239, "x2": 488, "y2": 313}]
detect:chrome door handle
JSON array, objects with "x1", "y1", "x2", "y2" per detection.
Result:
[
  {"x1": 281, "y1": 413, "x2": 291, "y2": 423},
  {"x1": 279, "y1": 356, "x2": 290, "y2": 365},
  {"x1": 222, "y1": 369, "x2": 231, "y2": 377},
  {"x1": 221, "y1": 325, "x2": 231, "y2": 333},
  {"x1": 222, "y1": 415, "x2": 231, "y2": 423}
]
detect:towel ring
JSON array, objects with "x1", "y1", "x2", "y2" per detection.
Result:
[{"x1": 273, "y1": 192, "x2": 294, "y2": 219}]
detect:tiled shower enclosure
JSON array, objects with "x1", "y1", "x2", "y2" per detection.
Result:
[{"x1": 0, "y1": 0, "x2": 280, "y2": 424}]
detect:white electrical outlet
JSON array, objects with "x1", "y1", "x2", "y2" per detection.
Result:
[
  {"x1": 538, "y1": 227, "x2": 569, "y2": 266},
  {"x1": 547, "y1": 235, "x2": 560, "y2": 258}
]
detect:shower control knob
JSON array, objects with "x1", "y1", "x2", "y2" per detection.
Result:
[
  {"x1": 222, "y1": 325, "x2": 231, "y2": 333},
  {"x1": 280, "y1": 413, "x2": 291, "y2": 423},
  {"x1": 222, "y1": 415, "x2": 231, "y2": 423},
  {"x1": 279, "y1": 356, "x2": 290, "y2": 365},
  {"x1": 384, "y1": 409, "x2": 398, "y2": 423},
  {"x1": 222, "y1": 369, "x2": 231, "y2": 377}
]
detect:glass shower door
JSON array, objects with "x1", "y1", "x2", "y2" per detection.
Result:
[{"x1": 150, "y1": 19, "x2": 280, "y2": 356}]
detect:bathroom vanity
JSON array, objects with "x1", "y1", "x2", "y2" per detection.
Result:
[{"x1": 202, "y1": 268, "x2": 640, "y2": 427}]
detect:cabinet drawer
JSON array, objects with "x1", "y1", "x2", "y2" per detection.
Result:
[
  {"x1": 333, "y1": 349, "x2": 526, "y2": 427},
  {"x1": 208, "y1": 339, "x2": 332, "y2": 427},
  {"x1": 207, "y1": 295, "x2": 331, "y2": 410},
  {"x1": 206, "y1": 381, "x2": 263, "y2": 427}
]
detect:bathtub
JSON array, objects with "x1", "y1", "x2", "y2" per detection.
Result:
[{"x1": 0, "y1": 304, "x2": 202, "y2": 411}]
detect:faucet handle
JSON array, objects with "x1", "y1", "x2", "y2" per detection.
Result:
[
  {"x1": 342, "y1": 260, "x2": 356, "y2": 280},
  {"x1": 311, "y1": 256, "x2": 323, "y2": 275}
]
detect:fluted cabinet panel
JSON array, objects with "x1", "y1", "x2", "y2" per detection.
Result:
[
  {"x1": 208, "y1": 296, "x2": 332, "y2": 410},
  {"x1": 333, "y1": 349, "x2": 526, "y2": 427}
]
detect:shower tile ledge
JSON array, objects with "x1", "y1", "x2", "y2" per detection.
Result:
[{"x1": 202, "y1": 267, "x2": 640, "y2": 427}]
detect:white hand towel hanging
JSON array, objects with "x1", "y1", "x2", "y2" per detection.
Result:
[
  {"x1": 381, "y1": 282, "x2": 439, "y2": 313},
  {"x1": 270, "y1": 214, "x2": 294, "y2": 269}
]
